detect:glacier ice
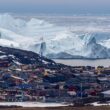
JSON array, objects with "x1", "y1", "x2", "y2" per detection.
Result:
[{"x1": 0, "y1": 13, "x2": 109, "y2": 59}]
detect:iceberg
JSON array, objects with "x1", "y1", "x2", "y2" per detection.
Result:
[{"x1": 0, "y1": 13, "x2": 109, "y2": 59}]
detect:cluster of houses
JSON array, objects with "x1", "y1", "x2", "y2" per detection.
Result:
[{"x1": 0, "y1": 58, "x2": 110, "y2": 103}]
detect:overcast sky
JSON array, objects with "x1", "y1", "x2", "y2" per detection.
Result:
[{"x1": 0, "y1": 0, "x2": 110, "y2": 15}]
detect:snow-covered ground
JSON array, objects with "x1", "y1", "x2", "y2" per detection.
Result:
[
  {"x1": 0, "y1": 102, "x2": 70, "y2": 107},
  {"x1": 92, "y1": 102, "x2": 110, "y2": 106}
]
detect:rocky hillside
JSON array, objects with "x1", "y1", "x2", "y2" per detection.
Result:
[{"x1": 0, "y1": 46, "x2": 56, "y2": 66}]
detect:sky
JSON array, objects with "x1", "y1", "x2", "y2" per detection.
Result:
[{"x1": 0, "y1": 0, "x2": 110, "y2": 15}]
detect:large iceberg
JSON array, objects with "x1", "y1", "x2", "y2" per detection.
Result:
[{"x1": 0, "y1": 13, "x2": 110, "y2": 59}]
